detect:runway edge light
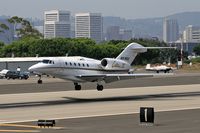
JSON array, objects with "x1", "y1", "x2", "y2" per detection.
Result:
[{"x1": 140, "y1": 107, "x2": 154, "y2": 125}]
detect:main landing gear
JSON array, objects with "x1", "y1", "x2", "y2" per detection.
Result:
[
  {"x1": 37, "y1": 75, "x2": 43, "y2": 84},
  {"x1": 97, "y1": 85, "x2": 103, "y2": 91},
  {"x1": 74, "y1": 83, "x2": 81, "y2": 90},
  {"x1": 74, "y1": 83, "x2": 104, "y2": 91}
]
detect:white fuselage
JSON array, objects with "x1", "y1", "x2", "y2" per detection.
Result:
[{"x1": 29, "y1": 56, "x2": 130, "y2": 82}]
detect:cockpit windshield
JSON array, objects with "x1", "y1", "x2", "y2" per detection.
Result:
[{"x1": 42, "y1": 59, "x2": 54, "y2": 64}]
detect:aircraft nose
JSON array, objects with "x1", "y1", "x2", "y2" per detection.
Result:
[
  {"x1": 28, "y1": 65, "x2": 36, "y2": 72},
  {"x1": 28, "y1": 64, "x2": 41, "y2": 72}
]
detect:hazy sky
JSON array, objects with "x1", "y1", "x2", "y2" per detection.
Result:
[{"x1": 0, "y1": 0, "x2": 200, "y2": 19}]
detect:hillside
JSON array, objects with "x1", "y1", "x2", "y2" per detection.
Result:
[{"x1": 103, "y1": 11, "x2": 200, "y2": 39}]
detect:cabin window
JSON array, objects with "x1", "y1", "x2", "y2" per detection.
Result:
[
  {"x1": 70, "y1": 62, "x2": 72, "y2": 66},
  {"x1": 65, "y1": 62, "x2": 68, "y2": 65},
  {"x1": 42, "y1": 60, "x2": 50, "y2": 64},
  {"x1": 82, "y1": 64, "x2": 85, "y2": 67},
  {"x1": 42, "y1": 59, "x2": 54, "y2": 64},
  {"x1": 78, "y1": 63, "x2": 81, "y2": 66},
  {"x1": 87, "y1": 64, "x2": 89, "y2": 67},
  {"x1": 74, "y1": 63, "x2": 77, "y2": 66}
]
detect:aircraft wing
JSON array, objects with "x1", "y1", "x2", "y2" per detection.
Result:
[{"x1": 76, "y1": 73, "x2": 159, "y2": 83}]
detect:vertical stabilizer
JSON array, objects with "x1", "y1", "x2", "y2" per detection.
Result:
[
  {"x1": 116, "y1": 43, "x2": 147, "y2": 64},
  {"x1": 146, "y1": 64, "x2": 151, "y2": 69}
]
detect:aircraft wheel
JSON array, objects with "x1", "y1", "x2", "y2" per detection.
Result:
[
  {"x1": 97, "y1": 85, "x2": 103, "y2": 91},
  {"x1": 75, "y1": 85, "x2": 81, "y2": 90},
  {"x1": 38, "y1": 79, "x2": 43, "y2": 84}
]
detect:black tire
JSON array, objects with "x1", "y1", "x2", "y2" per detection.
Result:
[
  {"x1": 75, "y1": 85, "x2": 81, "y2": 90},
  {"x1": 97, "y1": 85, "x2": 103, "y2": 91},
  {"x1": 38, "y1": 79, "x2": 43, "y2": 84}
]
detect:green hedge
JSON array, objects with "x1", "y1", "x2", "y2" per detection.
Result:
[{"x1": 0, "y1": 37, "x2": 180, "y2": 65}]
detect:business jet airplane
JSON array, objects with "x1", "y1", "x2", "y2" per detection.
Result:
[
  {"x1": 146, "y1": 64, "x2": 176, "y2": 73},
  {"x1": 29, "y1": 42, "x2": 173, "y2": 91}
]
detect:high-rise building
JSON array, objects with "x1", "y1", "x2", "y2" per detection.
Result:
[
  {"x1": 163, "y1": 18, "x2": 179, "y2": 43},
  {"x1": 75, "y1": 13, "x2": 102, "y2": 43},
  {"x1": 44, "y1": 10, "x2": 71, "y2": 39},
  {"x1": 183, "y1": 25, "x2": 200, "y2": 43}
]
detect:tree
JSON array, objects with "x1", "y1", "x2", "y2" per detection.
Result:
[
  {"x1": 0, "y1": 41, "x2": 4, "y2": 48},
  {"x1": 0, "y1": 23, "x2": 12, "y2": 43},
  {"x1": 0, "y1": 37, "x2": 177, "y2": 66},
  {"x1": 193, "y1": 44, "x2": 200, "y2": 55},
  {"x1": 4, "y1": 16, "x2": 43, "y2": 40},
  {"x1": 9, "y1": 16, "x2": 43, "y2": 38},
  {"x1": 0, "y1": 23, "x2": 9, "y2": 32},
  {"x1": 7, "y1": 16, "x2": 23, "y2": 39}
]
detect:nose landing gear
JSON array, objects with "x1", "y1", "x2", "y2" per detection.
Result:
[
  {"x1": 74, "y1": 83, "x2": 81, "y2": 90},
  {"x1": 37, "y1": 75, "x2": 43, "y2": 84}
]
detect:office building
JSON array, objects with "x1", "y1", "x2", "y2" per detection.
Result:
[
  {"x1": 75, "y1": 13, "x2": 102, "y2": 43},
  {"x1": 163, "y1": 18, "x2": 179, "y2": 43},
  {"x1": 44, "y1": 10, "x2": 71, "y2": 39},
  {"x1": 169, "y1": 42, "x2": 199, "y2": 55},
  {"x1": 183, "y1": 25, "x2": 200, "y2": 43}
]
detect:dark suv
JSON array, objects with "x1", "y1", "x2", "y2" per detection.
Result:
[
  {"x1": 18, "y1": 72, "x2": 29, "y2": 80},
  {"x1": 5, "y1": 71, "x2": 29, "y2": 80}
]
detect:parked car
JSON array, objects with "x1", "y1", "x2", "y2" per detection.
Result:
[
  {"x1": 18, "y1": 72, "x2": 29, "y2": 80},
  {"x1": 5, "y1": 71, "x2": 29, "y2": 80},
  {"x1": 0, "y1": 69, "x2": 9, "y2": 79}
]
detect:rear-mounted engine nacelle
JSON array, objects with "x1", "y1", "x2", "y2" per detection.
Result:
[{"x1": 100, "y1": 58, "x2": 130, "y2": 70}]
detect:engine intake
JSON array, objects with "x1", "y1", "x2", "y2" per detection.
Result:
[{"x1": 101, "y1": 59, "x2": 108, "y2": 67}]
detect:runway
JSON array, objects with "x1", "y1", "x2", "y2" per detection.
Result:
[
  {"x1": 1, "y1": 83, "x2": 200, "y2": 123},
  {"x1": 1, "y1": 109, "x2": 200, "y2": 133},
  {"x1": 18, "y1": 109, "x2": 199, "y2": 133},
  {"x1": 0, "y1": 73, "x2": 200, "y2": 132},
  {"x1": 0, "y1": 73, "x2": 200, "y2": 94}
]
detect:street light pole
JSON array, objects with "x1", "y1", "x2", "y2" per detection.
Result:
[{"x1": 180, "y1": 36, "x2": 183, "y2": 68}]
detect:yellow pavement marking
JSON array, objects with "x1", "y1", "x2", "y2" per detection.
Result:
[
  {"x1": 0, "y1": 124, "x2": 40, "y2": 129},
  {"x1": 0, "y1": 123, "x2": 64, "y2": 129},
  {"x1": 0, "y1": 130, "x2": 40, "y2": 132}
]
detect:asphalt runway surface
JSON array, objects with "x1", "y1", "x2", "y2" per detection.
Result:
[
  {"x1": 0, "y1": 73, "x2": 200, "y2": 94},
  {"x1": 1, "y1": 109, "x2": 200, "y2": 133},
  {"x1": 0, "y1": 73, "x2": 200, "y2": 132},
  {"x1": 18, "y1": 109, "x2": 200, "y2": 133}
]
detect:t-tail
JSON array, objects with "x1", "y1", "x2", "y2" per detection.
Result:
[
  {"x1": 116, "y1": 43, "x2": 147, "y2": 64},
  {"x1": 116, "y1": 42, "x2": 175, "y2": 65},
  {"x1": 146, "y1": 64, "x2": 151, "y2": 69}
]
